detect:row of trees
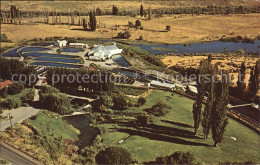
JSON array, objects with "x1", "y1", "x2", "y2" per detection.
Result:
[
  {"x1": 2, "y1": 4, "x2": 257, "y2": 24},
  {"x1": 82, "y1": 11, "x2": 97, "y2": 31},
  {"x1": 45, "y1": 67, "x2": 114, "y2": 94},
  {"x1": 0, "y1": 57, "x2": 37, "y2": 86},
  {"x1": 236, "y1": 59, "x2": 260, "y2": 101},
  {"x1": 192, "y1": 55, "x2": 230, "y2": 147}
]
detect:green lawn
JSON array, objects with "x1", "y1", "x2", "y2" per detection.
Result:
[
  {"x1": 26, "y1": 111, "x2": 80, "y2": 140},
  {"x1": 99, "y1": 90, "x2": 260, "y2": 164}
]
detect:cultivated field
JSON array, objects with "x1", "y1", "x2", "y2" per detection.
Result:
[{"x1": 1, "y1": 14, "x2": 260, "y2": 44}]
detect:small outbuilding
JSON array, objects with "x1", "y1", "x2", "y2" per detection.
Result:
[{"x1": 54, "y1": 40, "x2": 68, "y2": 48}]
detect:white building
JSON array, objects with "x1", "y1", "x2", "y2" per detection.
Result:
[
  {"x1": 150, "y1": 80, "x2": 175, "y2": 91},
  {"x1": 54, "y1": 40, "x2": 67, "y2": 48},
  {"x1": 69, "y1": 43, "x2": 88, "y2": 48},
  {"x1": 88, "y1": 43, "x2": 123, "y2": 61}
]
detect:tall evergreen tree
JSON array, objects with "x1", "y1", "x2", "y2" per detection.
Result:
[
  {"x1": 193, "y1": 60, "x2": 208, "y2": 136},
  {"x1": 140, "y1": 4, "x2": 144, "y2": 17},
  {"x1": 211, "y1": 72, "x2": 229, "y2": 147},
  {"x1": 202, "y1": 63, "x2": 217, "y2": 139},
  {"x1": 249, "y1": 59, "x2": 260, "y2": 98},
  {"x1": 148, "y1": 6, "x2": 151, "y2": 20},
  {"x1": 237, "y1": 61, "x2": 247, "y2": 93},
  {"x1": 89, "y1": 11, "x2": 97, "y2": 31},
  {"x1": 82, "y1": 18, "x2": 87, "y2": 30}
]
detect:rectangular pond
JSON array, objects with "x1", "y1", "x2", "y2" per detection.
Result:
[
  {"x1": 60, "y1": 47, "x2": 84, "y2": 52},
  {"x1": 2, "y1": 47, "x2": 23, "y2": 57},
  {"x1": 111, "y1": 54, "x2": 132, "y2": 67},
  {"x1": 30, "y1": 62, "x2": 83, "y2": 68},
  {"x1": 34, "y1": 57, "x2": 82, "y2": 63},
  {"x1": 24, "y1": 52, "x2": 79, "y2": 58}
]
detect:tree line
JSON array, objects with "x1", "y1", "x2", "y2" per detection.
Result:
[
  {"x1": 192, "y1": 55, "x2": 230, "y2": 147},
  {"x1": 45, "y1": 67, "x2": 114, "y2": 95}
]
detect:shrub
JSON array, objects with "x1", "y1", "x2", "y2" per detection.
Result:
[
  {"x1": 140, "y1": 26, "x2": 144, "y2": 30},
  {"x1": 117, "y1": 31, "x2": 131, "y2": 39},
  {"x1": 139, "y1": 36, "x2": 144, "y2": 40},
  {"x1": 146, "y1": 101, "x2": 171, "y2": 116},
  {"x1": 113, "y1": 93, "x2": 129, "y2": 110},
  {"x1": 135, "y1": 114, "x2": 151, "y2": 126},
  {"x1": 138, "y1": 97, "x2": 146, "y2": 106},
  {"x1": 95, "y1": 146, "x2": 132, "y2": 165},
  {"x1": 146, "y1": 151, "x2": 195, "y2": 164},
  {"x1": 166, "y1": 25, "x2": 171, "y2": 31},
  {"x1": 8, "y1": 82, "x2": 24, "y2": 95},
  {"x1": 135, "y1": 20, "x2": 141, "y2": 27},
  {"x1": 0, "y1": 98, "x2": 22, "y2": 110}
]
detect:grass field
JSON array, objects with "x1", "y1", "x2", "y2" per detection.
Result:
[
  {"x1": 1, "y1": 0, "x2": 253, "y2": 12},
  {"x1": 98, "y1": 90, "x2": 260, "y2": 164},
  {"x1": 27, "y1": 111, "x2": 80, "y2": 140},
  {"x1": 1, "y1": 14, "x2": 259, "y2": 44}
]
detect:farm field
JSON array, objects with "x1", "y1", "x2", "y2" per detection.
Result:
[
  {"x1": 98, "y1": 90, "x2": 260, "y2": 164},
  {"x1": 1, "y1": 14, "x2": 260, "y2": 44}
]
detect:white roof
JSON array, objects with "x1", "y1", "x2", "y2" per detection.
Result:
[
  {"x1": 150, "y1": 80, "x2": 175, "y2": 89},
  {"x1": 89, "y1": 44, "x2": 122, "y2": 58},
  {"x1": 56, "y1": 40, "x2": 67, "y2": 44}
]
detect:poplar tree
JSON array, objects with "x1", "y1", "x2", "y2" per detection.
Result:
[
  {"x1": 202, "y1": 63, "x2": 217, "y2": 139},
  {"x1": 237, "y1": 61, "x2": 247, "y2": 93},
  {"x1": 211, "y1": 72, "x2": 229, "y2": 147},
  {"x1": 193, "y1": 60, "x2": 208, "y2": 136},
  {"x1": 249, "y1": 59, "x2": 260, "y2": 97},
  {"x1": 140, "y1": 4, "x2": 144, "y2": 17},
  {"x1": 89, "y1": 11, "x2": 97, "y2": 31}
]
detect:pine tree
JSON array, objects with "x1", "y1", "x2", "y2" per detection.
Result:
[
  {"x1": 211, "y1": 72, "x2": 229, "y2": 147},
  {"x1": 140, "y1": 4, "x2": 144, "y2": 17}
]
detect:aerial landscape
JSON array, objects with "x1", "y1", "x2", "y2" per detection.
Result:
[{"x1": 0, "y1": 0, "x2": 259, "y2": 164}]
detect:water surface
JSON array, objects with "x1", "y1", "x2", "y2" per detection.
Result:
[{"x1": 63, "y1": 115, "x2": 96, "y2": 149}]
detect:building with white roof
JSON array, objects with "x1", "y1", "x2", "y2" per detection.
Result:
[
  {"x1": 88, "y1": 43, "x2": 123, "y2": 61},
  {"x1": 69, "y1": 43, "x2": 88, "y2": 48},
  {"x1": 54, "y1": 40, "x2": 67, "y2": 48}
]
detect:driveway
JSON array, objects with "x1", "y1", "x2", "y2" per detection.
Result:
[{"x1": 0, "y1": 107, "x2": 40, "y2": 131}]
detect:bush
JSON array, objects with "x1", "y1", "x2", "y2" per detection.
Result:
[
  {"x1": 138, "y1": 97, "x2": 146, "y2": 106},
  {"x1": 146, "y1": 151, "x2": 195, "y2": 164},
  {"x1": 135, "y1": 114, "x2": 151, "y2": 126},
  {"x1": 117, "y1": 31, "x2": 131, "y2": 39},
  {"x1": 113, "y1": 93, "x2": 129, "y2": 110},
  {"x1": 140, "y1": 26, "x2": 144, "y2": 30},
  {"x1": 166, "y1": 25, "x2": 171, "y2": 31},
  {"x1": 8, "y1": 82, "x2": 24, "y2": 95},
  {"x1": 0, "y1": 34, "x2": 11, "y2": 42},
  {"x1": 0, "y1": 98, "x2": 22, "y2": 110},
  {"x1": 139, "y1": 36, "x2": 143, "y2": 40},
  {"x1": 145, "y1": 102, "x2": 171, "y2": 116},
  {"x1": 135, "y1": 20, "x2": 141, "y2": 27},
  {"x1": 95, "y1": 146, "x2": 132, "y2": 165}
]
